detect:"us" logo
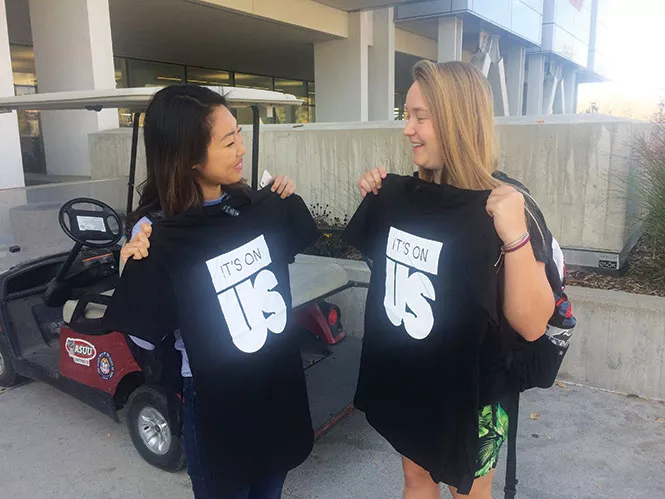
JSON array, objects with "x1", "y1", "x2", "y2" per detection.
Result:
[
  {"x1": 384, "y1": 227, "x2": 443, "y2": 340},
  {"x1": 206, "y1": 235, "x2": 287, "y2": 353}
]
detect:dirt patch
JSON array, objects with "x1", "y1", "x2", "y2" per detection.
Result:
[{"x1": 567, "y1": 235, "x2": 665, "y2": 297}]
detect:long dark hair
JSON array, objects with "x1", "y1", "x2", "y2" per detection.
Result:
[{"x1": 128, "y1": 84, "x2": 245, "y2": 231}]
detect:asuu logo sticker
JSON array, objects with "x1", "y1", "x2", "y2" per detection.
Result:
[
  {"x1": 206, "y1": 235, "x2": 287, "y2": 353},
  {"x1": 65, "y1": 338, "x2": 97, "y2": 366},
  {"x1": 384, "y1": 227, "x2": 443, "y2": 340}
]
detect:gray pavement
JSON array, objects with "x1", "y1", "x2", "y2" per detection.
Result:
[{"x1": 1, "y1": 380, "x2": 664, "y2": 499}]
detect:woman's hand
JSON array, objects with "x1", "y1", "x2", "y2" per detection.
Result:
[
  {"x1": 271, "y1": 175, "x2": 296, "y2": 199},
  {"x1": 120, "y1": 223, "x2": 152, "y2": 264},
  {"x1": 357, "y1": 167, "x2": 387, "y2": 198},
  {"x1": 486, "y1": 184, "x2": 528, "y2": 244}
]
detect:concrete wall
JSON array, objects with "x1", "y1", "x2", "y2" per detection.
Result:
[
  {"x1": 297, "y1": 255, "x2": 665, "y2": 401},
  {"x1": 560, "y1": 286, "x2": 665, "y2": 401},
  {"x1": 89, "y1": 114, "x2": 648, "y2": 254}
]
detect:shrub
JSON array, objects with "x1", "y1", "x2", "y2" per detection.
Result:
[{"x1": 631, "y1": 122, "x2": 665, "y2": 266}]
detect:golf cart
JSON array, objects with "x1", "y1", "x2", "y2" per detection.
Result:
[{"x1": 0, "y1": 87, "x2": 361, "y2": 471}]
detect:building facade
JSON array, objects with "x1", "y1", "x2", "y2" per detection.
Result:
[{"x1": 0, "y1": 0, "x2": 609, "y2": 189}]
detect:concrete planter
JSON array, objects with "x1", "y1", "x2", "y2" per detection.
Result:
[
  {"x1": 297, "y1": 255, "x2": 665, "y2": 401},
  {"x1": 561, "y1": 286, "x2": 665, "y2": 401}
]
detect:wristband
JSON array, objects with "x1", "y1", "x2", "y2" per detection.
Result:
[{"x1": 502, "y1": 232, "x2": 530, "y2": 253}]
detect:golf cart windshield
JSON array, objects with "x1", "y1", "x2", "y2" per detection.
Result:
[{"x1": 0, "y1": 86, "x2": 302, "y2": 272}]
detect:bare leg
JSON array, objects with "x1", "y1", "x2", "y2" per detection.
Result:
[
  {"x1": 448, "y1": 469, "x2": 495, "y2": 499},
  {"x1": 402, "y1": 456, "x2": 441, "y2": 499}
]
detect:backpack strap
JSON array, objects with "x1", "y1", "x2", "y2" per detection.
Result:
[{"x1": 504, "y1": 389, "x2": 520, "y2": 499}]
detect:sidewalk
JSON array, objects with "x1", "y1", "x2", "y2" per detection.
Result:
[
  {"x1": 284, "y1": 382, "x2": 665, "y2": 499},
  {"x1": 1, "y1": 380, "x2": 664, "y2": 498}
]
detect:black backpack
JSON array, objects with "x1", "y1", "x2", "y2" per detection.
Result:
[{"x1": 494, "y1": 171, "x2": 577, "y2": 498}]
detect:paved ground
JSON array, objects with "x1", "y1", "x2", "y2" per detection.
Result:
[{"x1": 1, "y1": 380, "x2": 664, "y2": 499}]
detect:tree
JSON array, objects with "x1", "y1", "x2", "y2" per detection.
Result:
[{"x1": 585, "y1": 101, "x2": 599, "y2": 114}]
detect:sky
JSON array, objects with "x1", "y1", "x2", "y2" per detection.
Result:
[{"x1": 576, "y1": 0, "x2": 665, "y2": 119}]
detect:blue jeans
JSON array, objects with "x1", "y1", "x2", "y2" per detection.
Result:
[{"x1": 181, "y1": 377, "x2": 288, "y2": 499}]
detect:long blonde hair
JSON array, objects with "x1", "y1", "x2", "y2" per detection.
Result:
[{"x1": 412, "y1": 60, "x2": 499, "y2": 190}]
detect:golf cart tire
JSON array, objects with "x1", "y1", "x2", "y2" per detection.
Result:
[
  {"x1": 0, "y1": 335, "x2": 18, "y2": 387},
  {"x1": 126, "y1": 385, "x2": 185, "y2": 472}
]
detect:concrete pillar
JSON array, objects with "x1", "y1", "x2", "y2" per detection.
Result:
[
  {"x1": 368, "y1": 8, "x2": 395, "y2": 121},
  {"x1": 553, "y1": 79, "x2": 565, "y2": 114},
  {"x1": 315, "y1": 11, "x2": 371, "y2": 122},
  {"x1": 29, "y1": 0, "x2": 118, "y2": 177},
  {"x1": 563, "y1": 68, "x2": 577, "y2": 114},
  {"x1": 437, "y1": 16, "x2": 463, "y2": 62},
  {"x1": 504, "y1": 46, "x2": 526, "y2": 117},
  {"x1": 543, "y1": 62, "x2": 563, "y2": 115},
  {"x1": 470, "y1": 32, "x2": 492, "y2": 76},
  {"x1": 470, "y1": 32, "x2": 509, "y2": 116},
  {"x1": 0, "y1": 0, "x2": 24, "y2": 190},
  {"x1": 525, "y1": 53, "x2": 545, "y2": 115}
]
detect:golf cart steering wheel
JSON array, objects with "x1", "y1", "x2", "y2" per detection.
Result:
[
  {"x1": 59, "y1": 198, "x2": 123, "y2": 248},
  {"x1": 45, "y1": 199, "x2": 123, "y2": 308}
]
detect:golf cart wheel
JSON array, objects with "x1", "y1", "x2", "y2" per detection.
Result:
[
  {"x1": 126, "y1": 385, "x2": 185, "y2": 472},
  {"x1": 0, "y1": 335, "x2": 18, "y2": 387}
]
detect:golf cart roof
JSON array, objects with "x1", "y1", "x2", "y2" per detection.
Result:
[{"x1": 0, "y1": 86, "x2": 302, "y2": 113}]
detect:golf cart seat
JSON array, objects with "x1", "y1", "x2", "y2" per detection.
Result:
[
  {"x1": 63, "y1": 289, "x2": 114, "y2": 324},
  {"x1": 289, "y1": 262, "x2": 349, "y2": 309}
]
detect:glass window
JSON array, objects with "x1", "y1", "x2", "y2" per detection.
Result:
[
  {"x1": 275, "y1": 79, "x2": 306, "y2": 98},
  {"x1": 394, "y1": 92, "x2": 406, "y2": 120},
  {"x1": 274, "y1": 79, "x2": 308, "y2": 124},
  {"x1": 233, "y1": 73, "x2": 273, "y2": 90},
  {"x1": 511, "y1": 0, "x2": 542, "y2": 44},
  {"x1": 113, "y1": 57, "x2": 134, "y2": 128},
  {"x1": 186, "y1": 67, "x2": 232, "y2": 86},
  {"x1": 308, "y1": 81, "x2": 315, "y2": 107},
  {"x1": 234, "y1": 74, "x2": 274, "y2": 124},
  {"x1": 10, "y1": 45, "x2": 45, "y2": 175},
  {"x1": 10, "y1": 44, "x2": 36, "y2": 86},
  {"x1": 127, "y1": 59, "x2": 185, "y2": 87},
  {"x1": 114, "y1": 57, "x2": 128, "y2": 88}
]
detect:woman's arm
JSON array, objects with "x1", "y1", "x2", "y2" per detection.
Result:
[
  {"x1": 486, "y1": 185, "x2": 554, "y2": 341},
  {"x1": 503, "y1": 243, "x2": 553, "y2": 341}
]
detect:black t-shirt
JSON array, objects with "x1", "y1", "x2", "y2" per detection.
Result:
[
  {"x1": 104, "y1": 189, "x2": 319, "y2": 496},
  {"x1": 343, "y1": 174, "x2": 502, "y2": 494}
]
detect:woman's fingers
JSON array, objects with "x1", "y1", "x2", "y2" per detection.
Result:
[
  {"x1": 271, "y1": 175, "x2": 296, "y2": 198},
  {"x1": 281, "y1": 181, "x2": 296, "y2": 199},
  {"x1": 272, "y1": 175, "x2": 285, "y2": 194},
  {"x1": 140, "y1": 222, "x2": 152, "y2": 238},
  {"x1": 369, "y1": 169, "x2": 383, "y2": 194},
  {"x1": 358, "y1": 176, "x2": 373, "y2": 198}
]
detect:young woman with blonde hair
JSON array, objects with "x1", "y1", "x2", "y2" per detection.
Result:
[{"x1": 349, "y1": 60, "x2": 554, "y2": 499}]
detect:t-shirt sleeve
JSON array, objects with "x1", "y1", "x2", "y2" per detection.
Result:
[
  {"x1": 283, "y1": 194, "x2": 321, "y2": 259},
  {"x1": 342, "y1": 193, "x2": 377, "y2": 256},
  {"x1": 103, "y1": 249, "x2": 177, "y2": 345}
]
